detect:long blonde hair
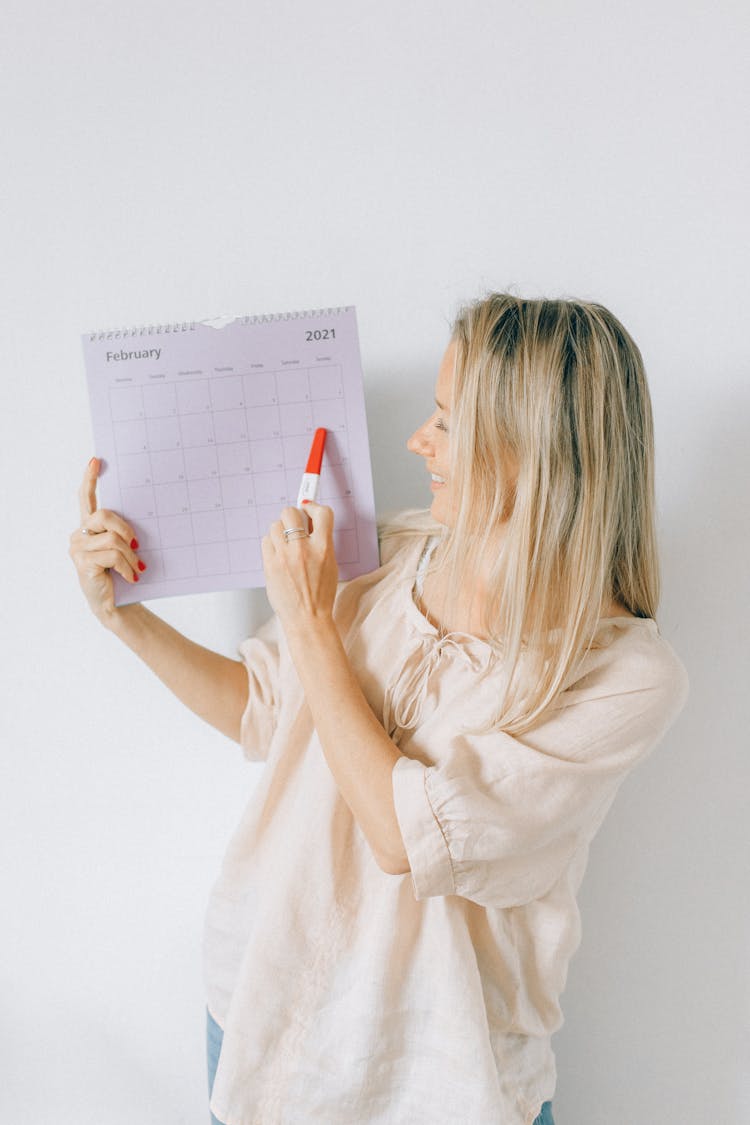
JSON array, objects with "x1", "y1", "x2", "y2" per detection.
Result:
[{"x1": 438, "y1": 292, "x2": 659, "y2": 734}]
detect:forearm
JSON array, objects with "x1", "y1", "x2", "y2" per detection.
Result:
[
  {"x1": 285, "y1": 615, "x2": 409, "y2": 874},
  {"x1": 104, "y1": 603, "x2": 249, "y2": 743}
]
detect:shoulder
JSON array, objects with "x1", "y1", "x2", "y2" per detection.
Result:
[
  {"x1": 564, "y1": 618, "x2": 690, "y2": 728},
  {"x1": 520, "y1": 620, "x2": 690, "y2": 767},
  {"x1": 377, "y1": 508, "x2": 442, "y2": 569}
]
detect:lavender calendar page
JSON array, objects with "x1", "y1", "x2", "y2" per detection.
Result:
[{"x1": 81, "y1": 307, "x2": 379, "y2": 606}]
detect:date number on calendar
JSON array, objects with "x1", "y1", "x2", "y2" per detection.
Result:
[{"x1": 305, "y1": 328, "x2": 336, "y2": 341}]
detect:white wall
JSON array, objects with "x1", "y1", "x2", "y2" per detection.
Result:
[{"x1": 2, "y1": 2, "x2": 748, "y2": 1122}]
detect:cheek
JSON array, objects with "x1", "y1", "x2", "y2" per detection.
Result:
[{"x1": 436, "y1": 435, "x2": 451, "y2": 470}]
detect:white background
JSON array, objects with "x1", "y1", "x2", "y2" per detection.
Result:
[{"x1": 1, "y1": 2, "x2": 748, "y2": 1123}]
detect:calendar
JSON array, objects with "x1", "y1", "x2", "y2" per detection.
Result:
[{"x1": 81, "y1": 306, "x2": 379, "y2": 605}]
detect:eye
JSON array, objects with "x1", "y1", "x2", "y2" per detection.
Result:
[{"x1": 434, "y1": 417, "x2": 448, "y2": 433}]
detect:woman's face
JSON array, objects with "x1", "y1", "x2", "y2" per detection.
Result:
[{"x1": 407, "y1": 341, "x2": 456, "y2": 526}]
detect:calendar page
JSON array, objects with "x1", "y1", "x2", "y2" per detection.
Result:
[{"x1": 81, "y1": 306, "x2": 379, "y2": 605}]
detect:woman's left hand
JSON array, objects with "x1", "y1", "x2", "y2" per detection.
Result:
[{"x1": 261, "y1": 502, "x2": 339, "y2": 633}]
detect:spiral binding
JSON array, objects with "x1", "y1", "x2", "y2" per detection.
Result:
[
  {"x1": 88, "y1": 323, "x2": 197, "y2": 341},
  {"x1": 88, "y1": 306, "x2": 352, "y2": 341},
  {"x1": 238, "y1": 306, "x2": 352, "y2": 325}
]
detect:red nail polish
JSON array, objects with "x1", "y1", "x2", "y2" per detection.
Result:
[
  {"x1": 138, "y1": 560, "x2": 146, "y2": 571},
  {"x1": 133, "y1": 572, "x2": 139, "y2": 582},
  {"x1": 130, "y1": 538, "x2": 139, "y2": 550}
]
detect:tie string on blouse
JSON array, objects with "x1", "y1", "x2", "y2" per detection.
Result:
[{"x1": 382, "y1": 628, "x2": 493, "y2": 740}]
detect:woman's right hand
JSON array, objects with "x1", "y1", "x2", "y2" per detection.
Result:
[{"x1": 68, "y1": 458, "x2": 145, "y2": 624}]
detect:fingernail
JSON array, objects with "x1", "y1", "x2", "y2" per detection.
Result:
[
  {"x1": 138, "y1": 560, "x2": 146, "y2": 571},
  {"x1": 88, "y1": 457, "x2": 98, "y2": 469},
  {"x1": 133, "y1": 572, "x2": 140, "y2": 582},
  {"x1": 130, "y1": 538, "x2": 139, "y2": 550}
]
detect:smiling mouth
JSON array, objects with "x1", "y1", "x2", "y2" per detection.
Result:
[{"x1": 430, "y1": 473, "x2": 446, "y2": 483}]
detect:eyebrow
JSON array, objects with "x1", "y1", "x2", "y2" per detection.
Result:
[{"x1": 435, "y1": 397, "x2": 448, "y2": 411}]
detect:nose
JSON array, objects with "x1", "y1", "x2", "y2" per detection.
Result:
[{"x1": 407, "y1": 419, "x2": 433, "y2": 457}]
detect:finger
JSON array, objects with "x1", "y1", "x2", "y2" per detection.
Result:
[
  {"x1": 78, "y1": 545, "x2": 141, "y2": 585},
  {"x1": 78, "y1": 457, "x2": 100, "y2": 522},
  {"x1": 275, "y1": 508, "x2": 312, "y2": 549},
  {"x1": 269, "y1": 519, "x2": 304, "y2": 554},
  {"x1": 77, "y1": 460, "x2": 140, "y2": 549},
  {"x1": 301, "y1": 502, "x2": 334, "y2": 539},
  {"x1": 78, "y1": 507, "x2": 139, "y2": 548},
  {"x1": 75, "y1": 527, "x2": 142, "y2": 572},
  {"x1": 298, "y1": 504, "x2": 313, "y2": 533},
  {"x1": 280, "y1": 506, "x2": 308, "y2": 533}
]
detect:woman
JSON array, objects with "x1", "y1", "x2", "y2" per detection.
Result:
[{"x1": 69, "y1": 293, "x2": 688, "y2": 1125}]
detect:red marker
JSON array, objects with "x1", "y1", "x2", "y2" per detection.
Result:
[{"x1": 297, "y1": 428, "x2": 327, "y2": 508}]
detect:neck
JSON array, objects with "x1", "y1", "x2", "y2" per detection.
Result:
[
  {"x1": 421, "y1": 527, "x2": 510, "y2": 639},
  {"x1": 422, "y1": 526, "x2": 635, "y2": 639}
]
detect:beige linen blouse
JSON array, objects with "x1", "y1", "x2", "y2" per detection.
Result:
[{"x1": 203, "y1": 521, "x2": 689, "y2": 1125}]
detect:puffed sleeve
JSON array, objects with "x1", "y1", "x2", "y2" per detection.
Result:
[
  {"x1": 391, "y1": 638, "x2": 689, "y2": 908},
  {"x1": 236, "y1": 614, "x2": 282, "y2": 762}
]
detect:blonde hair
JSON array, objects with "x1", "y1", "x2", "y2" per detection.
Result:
[{"x1": 439, "y1": 292, "x2": 660, "y2": 734}]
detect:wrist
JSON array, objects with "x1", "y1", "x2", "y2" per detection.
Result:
[
  {"x1": 282, "y1": 608, "x2": 338, "y2": 648},
  {"x1": 99, "y1": 601, "x2": 140, "y2": 636}
]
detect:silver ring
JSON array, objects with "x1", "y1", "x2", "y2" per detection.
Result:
[{"x1": 282, "y1": 526, "x2": 309, "y2": 541}]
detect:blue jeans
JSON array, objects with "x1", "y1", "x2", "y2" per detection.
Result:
[
  {"x1": 206, "y1": 1008, "x2": 225, "y2": 1125},
  {"x1": 206, "y1": 1008, "x2": 554, "y2": 1124}
]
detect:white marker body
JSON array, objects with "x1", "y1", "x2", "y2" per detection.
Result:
[{"x1": 297, "y1": 472, "x2": 320, "y2": 508}]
